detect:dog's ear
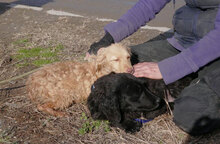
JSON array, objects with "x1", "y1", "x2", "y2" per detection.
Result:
[
  {"x1": 126, "y1": 46, "x2": 131, "y2": 56},
  {"x1": 95, "y1": 48, "x2": 107, "y2": 72},
  {"x1": 100, "y1": 91, "x2": 122, "y2": 124},
  {"x1": 97, "y1": 48, "x2": 105, "y2": 55}
]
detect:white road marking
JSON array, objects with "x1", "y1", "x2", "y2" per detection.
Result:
[
  {"x1": 95, "y1": 18, "x2": 116, "y2": 22},
  {"x1": 95, "y1": 18, "x2": 172, "y2": 32},
  {"x1": 141, "y1": 25, "x2": 171, "y2": 32},
  {"x1": 8, "y1": 4, "x2": 43, "y2": 11},
  {"x1": 47, "y1": 9, "x2": 84, "y2": 18}
]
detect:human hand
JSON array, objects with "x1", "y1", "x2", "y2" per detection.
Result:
[
  {"x1": 88, "y1": 32, "x2": 114, "y2": 55},
  {"x1": 85, "y1": 32, "x2": 114, "y2": 61},
  {"x1": 132, "y1": 62, "x2": 163, "y2": 79}
]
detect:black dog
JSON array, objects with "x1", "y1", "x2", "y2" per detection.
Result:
[{"x1": 87, "y1": 72, "x2": 191, "y2": 133}]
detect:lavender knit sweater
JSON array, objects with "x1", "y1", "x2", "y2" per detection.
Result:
[{"x1": 104, "y1": 0, "x2": 220, "y2": 84}]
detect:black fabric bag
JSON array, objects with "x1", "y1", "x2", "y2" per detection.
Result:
[
  {"x1": 204, "y1": 67, "x2": 220, "y2": 97},
  {"x1": 185, "y1": 0, "x2": 220, "y2": 9}
]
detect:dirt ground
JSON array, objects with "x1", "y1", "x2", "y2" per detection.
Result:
[{"x1": 0, "y1": 3, "x2": 220, "y2": 144}]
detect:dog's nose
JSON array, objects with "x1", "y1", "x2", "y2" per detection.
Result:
[{"x1": 127, "y1": 67, "x2": 134, "y2": 74}]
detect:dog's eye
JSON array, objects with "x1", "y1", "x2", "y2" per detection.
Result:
[
  {"x1": 127, "y1": 56, "x2": 130, "y2": 59},
  {"x1": 113, "y1": 59, "x2": 119, "y2": 61}
]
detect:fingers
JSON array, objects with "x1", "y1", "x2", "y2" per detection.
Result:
[
  {"x1": 133, "y1": 70, "x2": 148, "y2": 77},
  {"x1": 133, "y1": 62, "x2": 163, "y2": 79},
  {"x1": 127, "y1": 67, "x2": 134, "y2": 74}
]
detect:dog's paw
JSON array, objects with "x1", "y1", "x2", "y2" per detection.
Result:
[
  {"x1": 54, "y1": 111, "x2": 69, "y2": 117},
  {"x1": 37, "y1": 104, "x2": 69, "y2": 117}
]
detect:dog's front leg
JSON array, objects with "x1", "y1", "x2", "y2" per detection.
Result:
[{"x1": 37, "y1": 102, "x2": 68, "y2": 117}]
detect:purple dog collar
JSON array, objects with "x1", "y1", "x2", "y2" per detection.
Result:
[{"x1": 135, "y1": 119, "x2": 153, "y2": 124}]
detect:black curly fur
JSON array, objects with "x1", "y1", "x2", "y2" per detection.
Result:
[{"x1": 87, "y1": 72, "x2": 192, "y2": 133}]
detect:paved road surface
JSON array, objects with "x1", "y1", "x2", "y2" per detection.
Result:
[{"x1": 1, "y1": 0, "x2": 185, "y2": 28}]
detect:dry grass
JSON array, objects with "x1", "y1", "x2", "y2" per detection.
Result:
[{"x1": 0, "y1": 6, "x2": 220, "y2": 144}]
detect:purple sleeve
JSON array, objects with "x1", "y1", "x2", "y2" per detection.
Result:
[
  {"x1": 104, "y1": 0, "x2": 171, "y2": 42},
  {"x1": 158, "y1": 7, "x2": 220, "y2": 84}
]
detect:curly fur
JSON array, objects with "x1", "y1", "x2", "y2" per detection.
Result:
[
  {"x1": 87, "y1": 72, "x2": 192, "y2": 133},
  {"x1": 26, "y1": 44, "x2": 132, "y2": 117}
]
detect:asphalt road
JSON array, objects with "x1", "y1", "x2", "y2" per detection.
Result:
[{"x1": 1, "y1": 0, "x2": 185, "y2": 28}]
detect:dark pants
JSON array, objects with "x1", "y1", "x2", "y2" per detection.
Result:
[{"x1": 130, "y1": 40, "x2": 220, "y2": 136}]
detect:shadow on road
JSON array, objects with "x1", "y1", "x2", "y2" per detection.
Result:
[
  {"x1": 0, "y1": 0, "x2": 54, "y2": 15},
  {"x1": 0, "y1": 3, "x2": 10, "y2": 15},
  {"x1": 12, "y1": 0, "x2": 53, "y2": 7}
]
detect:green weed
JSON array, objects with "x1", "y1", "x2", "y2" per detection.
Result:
[
  {"x1": 13, "y1": 38, "x2": 29, "y2": 45},
  {"x1": 78, "y1": 112, "x2": 110, "y2": 135},
  {"x1": 32, "y1": 59, "x2": 58, "y2": 67},
  {"x1": 0, "y1": 131, "x2": 12, "y2": 144},
  {"x1": 13, "y1": 42, "x2": 64, "y2": 67}
]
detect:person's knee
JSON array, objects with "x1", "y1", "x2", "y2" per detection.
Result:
[{"x1": 173, "y1": 96, "x2": 220, "y2": 136}]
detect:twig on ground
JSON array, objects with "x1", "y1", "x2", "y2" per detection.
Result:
[
  {"x1": 164, "y1": 89, "x2": 173, "y2": 116},
  {"x1": 0, "y1": 60, "x2": 24, "y2": 69},
  {"x1": 119, "y1": 135, "x2": 129, "y2": 143},
  {"x1": 124, "y1": 134, "x2": 150, "y2": 144},
  {"x1": 162, "y1": 118, "x2": 178, "y2": 144},
  {"x1": 0, "y1": 68, "x2": 40, "y2": 85}
]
